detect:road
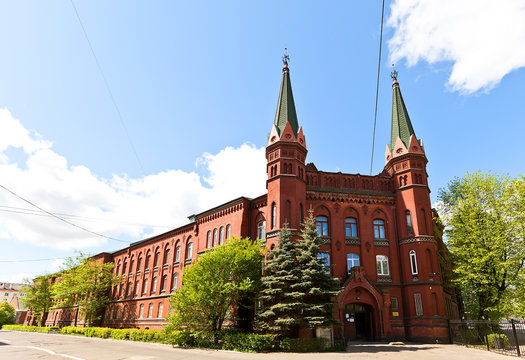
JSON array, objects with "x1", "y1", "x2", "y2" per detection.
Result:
[{"x1": 0, "y1": 330, "x2": 512, "y2": 360}]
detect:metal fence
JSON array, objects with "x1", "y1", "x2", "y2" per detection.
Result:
[{"x1": 449, "y1": 319, "x2": 525, "y2": 357}]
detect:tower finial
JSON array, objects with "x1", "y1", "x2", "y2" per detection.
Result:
[
  {"x1": 391, "y1": 64, "x2": 398, "y2": 84},
  {"x1": 282, "y1": 48, "x2": 290, "y2": 69}
]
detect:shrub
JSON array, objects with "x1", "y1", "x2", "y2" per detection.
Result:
[
  {"x1": 61, "y1": 326, "x2": 87, "y2": 336},
  {"x1": 279, "y1": 337, "x2": 328, "y2": 352},
  {"x1": 109, "y1": 328, "x2": 135, "y2": 340},
  {"x1": 221, "y1": 332, "x2": 276, "y2": 352},
  {"x1": 2, "y1": 325, "x2": 51, "y2": 333},
  {"x1": 163, "y1": 330, "x2": 198, "y2": 347},
  {"x1": 487, "y1": 333, "x2": 509, "y2": 349}
]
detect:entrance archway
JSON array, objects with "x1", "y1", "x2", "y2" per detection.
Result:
[{"x1": 343, "y1": 303, "x2": 374, "y2": 341}]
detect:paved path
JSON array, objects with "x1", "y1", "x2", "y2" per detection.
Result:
[{"x1": 0, "y1": 330, "x2": 512, "y2": 360}]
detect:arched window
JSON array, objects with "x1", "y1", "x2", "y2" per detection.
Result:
[
  {"x1": 226, "y1": 224, "x2": 231, "y2": 240},
  {"x1": 286, "y1": 200, "x2": 291, "y2": 225},
  {"x1": 426, "y1": 248, "x2": 433, "y2": 273},
  {"x1": 139, "y1": 304, "x2": 144, "y2": 318},
  {"x1": 406, "y1": 210, "x2": 413, "y2": 234},
  {"x1": 186, "y1": 242, "x2": 193, "y2": 260},
  {"x1": 172, "y1": 273, "x2": 179, "y2": 291},
  {"x1": 219, "y1": 226, "x2": 225, "y2": 245},
  {"x1": 157, "y1": 302, "x2": 164, "y2": 319},
  {"x1": 257, "y1": 220, "x2": 266, "y2": 240},
  {"x1": 134, "y1": 280, "x2": 139, "y2": 296},
  {"x1": 115, "y1": 262, "x2": 121, "y2": 275},
  {"x1": 122, "y1": 260, "x2": 127, "y2": 275},
  {"x1": 316, "y1": 253, "x2": 330, "y2": 274},
  {"x1": 376, "y1": 255, "x2": 389, "y2": 275},
  {"x1": 164, "y1": 248, "x2": 170, "y2": 265},
  {"x1": 373, "y1": 219, "x2": 386, "y2": 239},
  {"x1": 213, "y1": 229, "x2": 218, "y2": 247},
  {"x1": 271, "y1": 202, "x2": 276, "y2": 229},
  {"x1": 345, "y1": 217, "x2": 358, "y2": 237},
  {"x1": 142, "y1": 278, "x2": 148, "y2": 295},
  {"x1": 110, "y1": 307, "x2": 114, "y2": 320},
  {"x1": 347, "y1": 254, "x2": 360, "y2": 273},
  {"x1": 420, "y1": 208, "x2": 427, "y2": 234},
  {"x1": 129, "y1": 259, "x2": 134, "y2": 274},
  {"x1": 147, "y1": 303, "x2": 153, "y2": 318},
  {"x1": 299, "y1": 203, "x2": 303, "y2": 225},
  {"x1": 175, "y1": 246, "x2": 181, "y2": 263},
  {"x1": 151, "y1": 277, "x2": 157, "y2": 294},
  {"x1": 410, "y1": 250, "x2": 418, "y2": 275},
  {"x1": 137, "y1": 257, "x2": 142, "y2": 273},
  {"x1": 206, "y1": 231, "x2": 212, "y2": 248},
  {"x1": 154, "y1": 250, "x2": 160, "y2": 268},
  {"x1": 115, "y1": 307, "x2": 120, "y2": 320},
  {"x1": 126, "y1": 281, "x2": 132, "y2": 296},
  {"x1": 145, "y1": 254, "x2": 151, "y2": 270},
  {"x1": 161, "y1": 275, "x2": 167, "y2": 292},
  {"x1": 316, "y1": 216, "x2": 329, "y2": 236},
  {"x1": 123, "y1": 305, "x2": 128, "y2": 319}
]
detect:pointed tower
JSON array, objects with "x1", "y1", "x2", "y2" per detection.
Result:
[
  {"x1": 265, "y1": 51, "x2": 307, "y2": 242},
  {"x1": 384, "y1": 70, "x2": 447, "y2": 339}
]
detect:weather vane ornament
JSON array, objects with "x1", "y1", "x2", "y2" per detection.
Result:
[
  {"x1": 391, "y1": 64, "x2": 398, "y2": 81},
  {"x1": 282, "y1": 48, "x2": 290, "y2": 66}
]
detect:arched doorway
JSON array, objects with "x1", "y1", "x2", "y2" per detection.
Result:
[{"x1": 343, "y1": 303, "x2": 374, "y2": 341}]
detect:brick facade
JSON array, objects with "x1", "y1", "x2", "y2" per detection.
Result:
[{"x1": 28, "y1": 62, "x2": 460, "y2": 343}]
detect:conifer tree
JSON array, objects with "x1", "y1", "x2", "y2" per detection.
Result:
[
  {"x1": 296, "y1": 210, "x2": 341, "y2": 329},
  {"x1": 257, "y1": 225, "x2": 303, "y2": 336}
]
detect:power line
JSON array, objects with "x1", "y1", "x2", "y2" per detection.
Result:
[
  {"x1": 69, "y1": 0, "x2": 146, "y2": 176},
  {"x1": 0, "y1": 184, "x2": 129, "y2": 244},
  {"x1": 0, "y1": 205, "x2": 174, "y2": 229},
  {"x1": 0, "y1": 258, "x2": 64, "y2": 263},
  {"x1": 369, "y1": 0, "x2": 386, "y2": 175}
]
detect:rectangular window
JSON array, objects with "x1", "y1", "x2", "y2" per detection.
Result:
[
  {"x1": 410, "y1": 251, "x2": 418, "y2": 275},
  {"x1": 316, "y1": 253, "x2": 330, "y2": 275},
  {"x1": 373, "y1": 219, "x2": 386, "y2": 239},
  {"x1": 175, "y1": 247, "x2": 181, "y2": 263},
  {"x1": 391, "y1": 297, "x2": 399, "y2": 311},
  {"x1": 376, "y1": 255, "x2": 389, "y2": 275},
  {"x1": 345, "y1": 218, "x2": 358, "y2": 237},
  {"x1": 414, "y1": 293, "x2": 423, "y2": 316},
  {"x1": 347, "y1": 253, "x2": 360, "y2": 273}
]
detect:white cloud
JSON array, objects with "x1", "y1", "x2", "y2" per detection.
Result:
[
  {"x1": 9, "y1": 273, "x2": 33, "y2": 284},
  {"x1": 388, "y1": 0, "x2": 525, "y2": 94},
  {"x1": 0, "y1": 109, "x2": 267, "y2": 251},
  {"x1": 51, "y1": 258, "x2": 64, "y2": 269}
]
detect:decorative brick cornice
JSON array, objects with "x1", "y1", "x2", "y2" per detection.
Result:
[
  {"x1": 399, "y1": 235, "x2": 435, "y2": 245},
  {"x1": 374, "y1": 239, "x2": 390, "y2": 247}
]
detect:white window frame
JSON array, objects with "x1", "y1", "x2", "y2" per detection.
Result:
[
  {"x1": 257, "y1": 220, "x2": 266, "y2": 240},
  {"x1": 410, "y1": 250, "x2": 418, "y2": 275},
  {"x1": 347, "y1": 253, "x2": 360, "y2": 273},
  {"x1": 316, "y1": 253, "x2": 330, "y2": 274},
  {"x1": 376, "y1": 255, "x2": 390, "y2": 275}
]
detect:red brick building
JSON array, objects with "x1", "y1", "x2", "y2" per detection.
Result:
[{"x1": 38, "y1": 59, "x2": 460, "y2": 342}]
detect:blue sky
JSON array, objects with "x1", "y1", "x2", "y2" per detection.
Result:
[{"x1": 1, "y1": 0, "x2": 524, "y2": 283}]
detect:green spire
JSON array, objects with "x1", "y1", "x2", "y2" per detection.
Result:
[
  {"x1": 389, "y1": 78, "x2": 415, "y2": 152},
  {"x1": 273, "y1": 60, "x2": 299, "y2": 138}
]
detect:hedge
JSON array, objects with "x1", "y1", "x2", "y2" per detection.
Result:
[
  {"x1": 3, "y1": 325, "x2": 341, "y2": 352},
  {"x1": 2, "y1": 325, "x2": 58, "y2": 333},
  {"x1": 487, "y1": 333, "x2": 509, "y2": 349}
]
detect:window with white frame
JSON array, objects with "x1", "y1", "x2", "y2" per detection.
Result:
[
  {"x1": 172, "y1": 273, "x2": 179, "y2": 291},
  {"x1": 134, "y1": 280, "x2": 139, "y2": 296},
  {"x1": 406, "y1": 210, "x2": 413, "y2": 234},
  {"x1": 410, "y1": 250, "x2": 418, "y2": 275},
  {"x1": 142, "y1": 278, "x2": 148, "y2": 295},
  {"x1": 161, "y1": 275, "x2": 167, "y2": 292},
  {"x1": 219, "y1": 226, "x2": 225, "y2": 245},
  {"x1": 175, "y1": 246, "x2": 181, "y2": 263},
  {"x1": 139, "y1": 304, "x2": 144, "y2": 318},
  {"x1": 206, "y1": 231, "x2": 211, "y2": 248},
  {"x1": 186, "y1": 242, "x2": 193, "y2": 260},
  {"x1": 257, "y1": 220, "x2": 266, "y2": 240},
  {"x1": 157, "y1": 302, "x2": 164, "y2": 318},
  {"x1": 151, "y1": 277, "x2": 157, "y2": 294},
  {"x1": 164, "y1": 248, "x2": 170, "y2": 265},
  {"x1": 376, "y1": 255, "x2": 389, "y2": 275},
  {"x1": 147, "y1": 303, "x2": 153, "y2": 318},
  {"x1": 226, "y1": 224, "x2": 231, "y2": 239},
  {"x1": 316, "y1": 253, "x2": 330, "y2": 274},
  {"x1": 373, "y1": 219, "x2": 386, "y2": 239},
  {"x1": 271, "y1": 203, "x2": 276, "y2": 229},
  {"x1": 347, "y1": 253, "x2": 360, "y2": 273},
  {"x1": 213, "y1": 229, "x2": 218, "y2": 247}
]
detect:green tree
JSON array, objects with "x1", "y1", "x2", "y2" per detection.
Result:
[
  {"x1": 168, "y1": 237, "x2": 264, "y2": 340},
  {"x1": 257, "y1": 225, "x2": 303, "y2": 336},
  {"x1": 0, "y1": 301, "x2": 16, "y2": 328},
  {"x1": 296, "y1": 210, "x2": 341, "y2": 329},
  {"x1": 257, "y1": 214, "x2": 341, "y2": 337},
  {"x1": 21, "y1": 275, "x2": 53, "y2": 326},
  {"x1": 52, "y1": 253, "x2": 118, "y2": 326},
  {"x1": 438, "y1": 171, "x2": 525, "y2": 319}
]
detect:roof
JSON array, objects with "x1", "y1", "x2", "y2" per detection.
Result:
[
  {"x1": 389, "y1": 80, "x2": 416, "y2": 152},
  {"x1": 273, "y1": 65, "x2": 299, "y2": 138}
]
